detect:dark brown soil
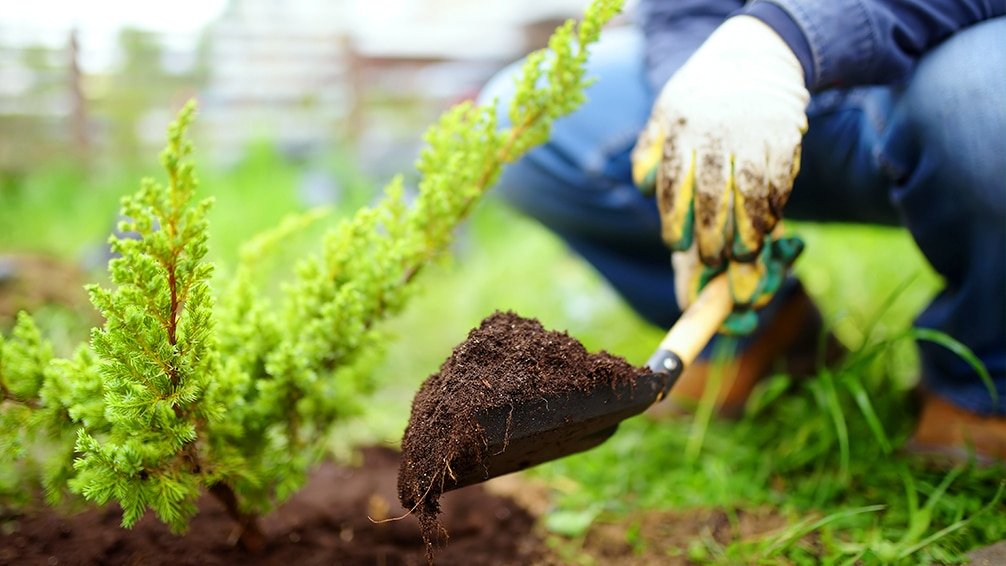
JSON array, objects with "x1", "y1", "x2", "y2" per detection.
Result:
[
  {"x1": 0, "y1": 447, "x2": 547, "y2": 566},
  {"x1": 398, "y1": 311, "x2": 647, "y2": 559}
]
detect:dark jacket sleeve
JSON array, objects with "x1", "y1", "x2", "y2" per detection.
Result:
[
  {"x1": 635, "y1": 0, "x2": 745, "y2": 89},
  {"x1": 743, "y1": 0, "x2": 1006, "y2": 91}
]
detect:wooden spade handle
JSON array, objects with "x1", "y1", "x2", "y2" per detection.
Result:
[
  {"x1": 647, "y1": 221, "x2": 791, "y2": 381},
  {"x1": 661, "y1": 274, "x2": 732, "y2": 366},
  {"x1": 646, "y1": 274, "x2": 732, "y2": 384}
]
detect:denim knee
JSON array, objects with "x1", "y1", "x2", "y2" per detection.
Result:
[
  {"x1": 891, "y1": 17, "x2": 1006, "y2": 217},
  {"x1": 881, "y1": 17, "x2": 1006, "y2": 414}
]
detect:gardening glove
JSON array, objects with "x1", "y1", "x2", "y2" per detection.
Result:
[
  {"x1": 632, "y1": 16, "x2": 810, "y2": 328},
  {"x1": 674, "y1": 230, "x2": 804, "y2": 335}
]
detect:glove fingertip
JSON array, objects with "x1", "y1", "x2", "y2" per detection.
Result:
[
  {"x1": 665, "y1": 224, "x2": 694, "y2": 252},
  {"x1": 634, "y1": 166, "x2": 657, "y2": 195},
  {"x1": 631, "y1": 125, "x2": 664, "y2": 192}
]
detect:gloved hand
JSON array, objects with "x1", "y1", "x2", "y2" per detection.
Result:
[
  {"x1": 674, "y1": 230, "x2": 804, "y2": 335},
  {"x1": 631, "y1": 15, "x2": 810, "y2": 331}
]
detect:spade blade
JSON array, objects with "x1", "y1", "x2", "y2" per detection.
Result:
[{"x1": 441, "y1": 371, "x2": 672, "y2": 492}]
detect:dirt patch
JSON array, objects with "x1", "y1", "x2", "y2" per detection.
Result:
[
  {"x1": 0, "y1": 253, "x2": 94, "y2": 327},
  {"x1": 398, "y1": 310, "x2": 647, "y2": 559},
  {"x1": 582, "y1": 507, "x2": 792, "y2": 565},
  {"x1": 0, "y1": 447, "x2": 547, "y2": 566}
]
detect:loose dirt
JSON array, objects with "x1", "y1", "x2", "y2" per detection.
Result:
[
  {"x1": 0, "y1": 447, "x2": 546, "y2": 566},
  {"x1": 397, "y1": 310, "x2": 647, "y2": 560}
]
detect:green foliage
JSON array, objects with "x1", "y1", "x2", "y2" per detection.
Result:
[
  {"x1": 68, "y1": 102, "x2": 223, "y2": 532},
  {"x1": 0, "y1": 313, "x2": 52, "y2": 504},
  {"x1": 0, "y1": 315, "x2": 95, "y2": 507},
  {"x1": 507, "y1": 0, "x2": 620, "y2": 155},
  {"x1": 1, "y1": 312, "x2": 52, "y2": 401},
  {"x1": 0, "y1": 0, "x2": 626, "y2": 538},
  {"x1": 37, "y1": 346, "x2": 105, "y2": 503}
]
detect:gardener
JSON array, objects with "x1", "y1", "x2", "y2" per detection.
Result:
[{"x1": 480, "y1": 1, "x2": 1005, "y2": 460}]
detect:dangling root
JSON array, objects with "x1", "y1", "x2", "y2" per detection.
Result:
[{"x1": 368, "y1": 468, "x2": 439, "y2": 524}]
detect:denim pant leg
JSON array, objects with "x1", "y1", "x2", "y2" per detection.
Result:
[
  {"x1": 882, "y1": 19, "x2": 1006, "y2": 415},
  {"x1": 789, "y1": 18, "x2": 1006, "y2": 415},
  {"x1": 479, "y1": 28, "x2": 681, "y2": 328}
]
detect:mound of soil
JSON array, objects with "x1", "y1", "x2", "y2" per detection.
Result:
[
  {"x1": 398, "y1": 311, "x2": 647, "y2": 559},
  {"x1": 0, "y1": 447, "x2": 546, "y2": 566}
]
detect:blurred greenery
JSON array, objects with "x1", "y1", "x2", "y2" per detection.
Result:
[
  {"x1": 0, "y1": 141, "x2": 370, "y2": 263},
  {"x1": 2, "y1": 143, "x2": 1001, "y2": 563}
]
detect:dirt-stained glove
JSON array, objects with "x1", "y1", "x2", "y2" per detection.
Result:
[{"x1": 631, "y1": 15, "x2": 810, "y2": 331}]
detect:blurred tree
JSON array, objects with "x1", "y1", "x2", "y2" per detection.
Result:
[
  {"x1": 99, "y1": 28, "x2": 181, "y2": 165},
  {"x1": 68, "y1": 30, "x2": 90, "y2": 164},
  {"x1": 0, "y1": 41, "x2": 68, "y2": 190}
]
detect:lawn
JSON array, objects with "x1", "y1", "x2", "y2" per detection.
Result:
[{"x1": 2, "y1": 145, "x2": 1002, "y2": 564}]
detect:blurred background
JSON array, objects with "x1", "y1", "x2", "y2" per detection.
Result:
[
  {"x1": 0, "y1": 0, "x2": 632, "y2": 328},
  {"x1": 0, "y1": 0, "x2": 601, "y2": 178}
]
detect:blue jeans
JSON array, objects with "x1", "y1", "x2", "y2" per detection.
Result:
[{"x1": 479, "y1": 20, "x2": 1006, "y2": 415}]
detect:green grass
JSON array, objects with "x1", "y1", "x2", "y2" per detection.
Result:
[
  {"x1": 0, "y1": 163, "x2": 128, "y2": 258},
  {"x1": 0, "y1": 141, "x2": 372, "y2": 274},
  {"x1": 3, "y1": 149, "x2": 1002, "y2": 563}
]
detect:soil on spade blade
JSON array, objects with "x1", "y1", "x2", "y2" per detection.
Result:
[
  {"x1": 0, "y1": 447, "x2": 547, "y2": 566},
  {"x1": 398, "y1": 310, "x2": 648, "y2": 557}
]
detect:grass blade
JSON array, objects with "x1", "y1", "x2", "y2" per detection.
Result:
[
  {"x1": 859, "y1": 273, "x2": 919, "y2": 348},
  {"x1": 764, "y1": 505, "x2": 886, "y2": 556},
  {"x1": 908, "y1": 328, "x2": 997, "y2": 411},
  {"x1": 842, "y1": 375, "x2": 892, "y2": 454},
  {"x1": 897, "y1": 481, "x2": 1005, "y2": 560},
  {"x1": 820, "y1": 370, "x2": 850, "y2": 480},
  {"x1": 685, "y1": 339, "x2": 737, "y2": 464}
]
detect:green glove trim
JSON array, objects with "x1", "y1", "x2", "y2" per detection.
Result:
[
  {"x1": 713, "y1": 233, "x2": 805, "y2": 337},
  {"x1": 723, "y1": 309, "x2": 759, "y2": 335}
]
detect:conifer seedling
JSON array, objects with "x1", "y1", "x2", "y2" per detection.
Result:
[{"x1": 0, "y1": 0, "x2": 624, "y2": 551}]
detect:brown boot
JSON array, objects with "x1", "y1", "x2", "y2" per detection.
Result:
[
  {"x1": 906, "y1": 392, "x2": 1006, "y2": 465},
  {"x1": 648, "y1": 282, "x2": 844, "y2": 420}
]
